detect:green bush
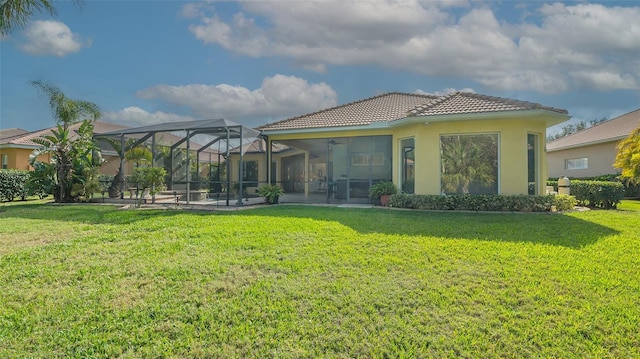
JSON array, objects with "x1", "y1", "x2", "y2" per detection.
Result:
[
  {"x1": 546, "y1": 180, "x2": 624, "y2": 209},
  {"x1": 0, "y1": 169, "x2": 31, "y2": 202},
  {"x1": 388, "y1": 193, "x2": 575, "y2": 212}
]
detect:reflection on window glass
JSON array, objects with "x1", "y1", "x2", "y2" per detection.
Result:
[
  {"x1": 440, "y1": 134, "x2": 498, "y2": 195},
  {"x1": 401, "y1": 138, "x2": 415, "y2": 194}
]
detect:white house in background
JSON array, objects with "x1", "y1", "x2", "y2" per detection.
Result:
[{"x1": 547, "y1": 109, "x2": 640, "y2": 178}]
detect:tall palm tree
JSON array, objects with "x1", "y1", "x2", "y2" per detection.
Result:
[
  {"x1": 1, "y1": 0, "x2": 82, "y2": 36},
  {"x1": 30, "y1": 81, "x2": 101, "y2": 202}
]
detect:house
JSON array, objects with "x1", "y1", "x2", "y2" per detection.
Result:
[
  {"x1": 252, "y1": 92, "x2": 569, "y2": 204},
  {"x1": 547, "y1": 109, "x2": 640, "y2": 178},
  {"x1": 0, "y1": 121, "x2": 130, "y2": 173}
]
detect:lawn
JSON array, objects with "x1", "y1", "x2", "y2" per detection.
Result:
[{"x1": 0, "y1": 201, "x2": 639, "y2": 358}]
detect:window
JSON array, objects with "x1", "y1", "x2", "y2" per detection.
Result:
[
  {"x1": 440, "y1": 133, "x2": 499, "y2": 195},
  {"x1": 400, "y1": 138, "x2": 415, "y2": 194},
  {"x1": 565, "y1": 158, "x2": 588, "y2": 170},
  {"x1": 1, "y1": 154, "x2": 7, "y2": 169},
  {"x1": 528, "y1": 134, "x2": 539, "y2": 195},
  {"x1": 242, "y1": 160, "x2": 258, "y2": 186}
]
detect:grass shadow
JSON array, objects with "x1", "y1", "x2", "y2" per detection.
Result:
[{"x1": 236, "y1": 205, "x2": 620, "y2": 249}]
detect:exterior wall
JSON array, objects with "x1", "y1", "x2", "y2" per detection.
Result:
[
  {"x1": 547, "y1": 141, "x2": 619, "y2": 178},
  {"x1": 263, "y1": 117, "x2": 550, "y2": 198},
  {"x1": 0, "y1": 147, "x2": 51, "y2": 170},
  {"x1": 392, "y1": 118, "x2": 548, "y2": 195}
]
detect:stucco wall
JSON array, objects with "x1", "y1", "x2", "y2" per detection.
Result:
[
  {"x1": 547, "y1": 141, "x2": 620, "y2": 178},
  {"x1": 392, "y1": 118, "x2": 548, "y2": 195},
  {"x1": 0, "y1": 148, "x2": 51, "y2": 170},
  {"x1": 262, "y1": 117, "x2": 550, "y2": 197}
]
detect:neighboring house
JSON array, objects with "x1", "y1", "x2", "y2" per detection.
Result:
[
  {"x1": 547, "y1": 109, "x2": 640, "y2": 178},
  {"x1": 0, "y1": 121, "x2": 130, "y2": 173},
  {"x1": 254, "y1": 92, "x2": 569, "y2": 204},
  {"x1": 0, "y1": 128, "x2": 29, "y2": 169}
]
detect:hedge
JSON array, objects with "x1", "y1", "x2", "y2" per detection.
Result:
[
  {"x1": 388, "y1": 194, "x2": 576, "y2": 212},
  {"x1": 0, "y1": 169, "x2": 30, "y2": 202},
  {"x1": 547, "y1": 180, "x2": 624, "y2": 209}
]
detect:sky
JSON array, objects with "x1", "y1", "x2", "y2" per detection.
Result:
[{"x1": 1, "y1": 0, "x2": 639, "y2": 135}]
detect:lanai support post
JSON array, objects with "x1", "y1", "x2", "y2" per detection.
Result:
[
  {"x1": 186, "y1": 130, "x2": 191, "y2": 205},
  {"x1": 119, "y1": 134, "x2": 125, "y2": 199},
  {"x1": 236, "y1": 126, "x2": 244, "y2": 206}
]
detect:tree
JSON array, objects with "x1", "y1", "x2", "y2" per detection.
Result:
[
  {"x1": 614, "y1": 127, "x2": 640, "y2": 185},
  {"x1": 0, "y1": 0, "x2": 82, "y2": 36},
  {"x1": 30, "y1": 81, "x2": 101, "y2": 202}
]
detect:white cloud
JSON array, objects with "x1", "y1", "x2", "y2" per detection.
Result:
[
  {"x1": 185, "y1": 1, "x2": 640, "y2": 94},
  {"x1": 18, "y1": 20, "x2": 89, "y2": 56},
  {"x1": 136, "y1": 74, "x2": 338, "y2": 127},
  {"x1": 102, "y1": 107, "x2": 197, "y2": 127}
]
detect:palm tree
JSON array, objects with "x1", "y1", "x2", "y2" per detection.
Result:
[
  {"x1": 1, "y1": 0, "x2": 82, "y2": 36},
  {"x1": 30, "y1": 81, "x2": 101, "y2": 202},
  {"x1": 440, "y1": 134, "x2": 498, "y2": 194}
]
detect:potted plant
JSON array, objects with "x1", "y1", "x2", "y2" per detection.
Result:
[
  {"x1": 257, "y1": 183, "x2": 284, "y2": 204},
  {"x1": 369, "y1": 181, "x2": 397, "y2": 206}
]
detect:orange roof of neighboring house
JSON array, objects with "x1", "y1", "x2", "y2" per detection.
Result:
[
  {"x1": 0, "y1": 121, "x2": 130, "y2": 147},
  {"x1": 547, "y1": 108, "x2": 640, "y2": 152},
  {"x1": 259, "y1": 92, "x2": 568, "y2": 132},
  {"x1": 0, "y1": 128, "x2": 29, "y2": 140}
]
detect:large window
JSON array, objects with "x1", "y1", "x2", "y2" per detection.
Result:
[
  {"x1": 566, "y1": 158, "x2": 588, "y2": 170},
  {"x1": 440, "y1": 133, "x2": 498, "y2": 195}
]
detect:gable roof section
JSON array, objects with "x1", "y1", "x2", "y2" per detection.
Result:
[
  {"x1": 0, "y1": 121, "x2": 130, "y2": 148},
  {"x1": 258, "y1": 92, "x2": 438, "y2": 131},
  {"x1": 0, "y1": 128, "x2": 29, "y2": 140},
  {"x1": 259, "y1": 92, "x2": 569, "y2": 133},
  {"x1": 547, "y1": 108, "x2": 640, "y2": 152},
  {"x1": 407, "y1": 92, "x2": 568, "y2": 117}
]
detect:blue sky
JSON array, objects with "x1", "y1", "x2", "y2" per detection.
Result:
[{"x1": 1, "y1": 0, "x2": 639, "y2": 134}]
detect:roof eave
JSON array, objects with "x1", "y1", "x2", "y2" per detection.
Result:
[
  {"x1": 260, "y1": 122, "x2": 390, "y2": 136},
  {"x1": 547, "y1": 136, "x2": 626, "y2": 152},
  {"x1": 390, "y1": 109, "x2": 570, "y2": 128}
]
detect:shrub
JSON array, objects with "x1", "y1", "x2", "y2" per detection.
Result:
[
  {"x1": 547, "y1": 179, "x2": 624, "y2": 209},
  {"x1": 388, "y1": 193, "x2": 575, "y2": 212},
  {"x1": 0, "y1": 169, "x2": 31, "y2": 202}
]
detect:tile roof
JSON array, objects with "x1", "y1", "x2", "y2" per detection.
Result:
[
  {"x1": 259, "y1": 92, "x2": 439, "y2": 131},
  {"x1": 259, "y1": 92, "x2": 568, "y2": 132},
  {"x1": 407, "y1": 92, "x2": 569, "y2": 117},
  {"x1": 547, "y1": 108, "x2": 640, "y2": 151},
  {"x1": 0, "y1": 128, "x2": 28, "y2": 140},
  {"x1": 0, "y1": 121, "x2": 130, "y2": 147}
]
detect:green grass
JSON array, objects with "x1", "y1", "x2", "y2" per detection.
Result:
[{"x1": 1, "y1": 200, "x2": 639, "y2": 358}]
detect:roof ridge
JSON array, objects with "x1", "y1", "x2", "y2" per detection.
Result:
[{"x1": 258, "y1": 92, "x2": 436, "y2": 129}]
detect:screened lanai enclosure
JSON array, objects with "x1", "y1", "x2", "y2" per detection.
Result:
[
  {"x1": 96, "y1": 119, "x2": 261, "y2": 206},
  {"x1": 267, "y1": 135, "x2": 393, "y2": 204}
]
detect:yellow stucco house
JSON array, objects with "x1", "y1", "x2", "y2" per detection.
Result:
[
  {"x1": 246, "y1": 92, "x2": 569, "y2": 204},
  {"x1": 0, "y1": 121, "x2": 131, "y2": 174}
]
